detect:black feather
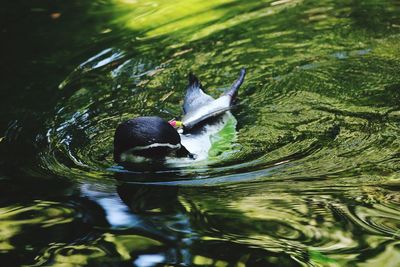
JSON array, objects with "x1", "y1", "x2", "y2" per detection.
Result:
[{"x1": 113, "y1": 116, "x2": 189, "y2": 162}]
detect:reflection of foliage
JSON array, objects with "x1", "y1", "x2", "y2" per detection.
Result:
[
  {"x1": 176, "y1": 182, "x2": 400, "y2": 265},
  {"x1": 35, "y1": 233, "x2": 164, "y2": 265},
  {"x1": 309, "y1": 249, "x2": 338, "y2": 266},
  {"x1": 2, "y1": 0, "x2": 400, "y2": 266},
  {"x1": 208, "y1": 115, "x2": 238, "y2": 160},
  {"x1": 0, "y1": 198, "x2": 108, "y2": 265}
]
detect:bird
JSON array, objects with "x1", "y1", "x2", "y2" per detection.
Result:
[{"x1": 113, "y1": 68, "x2": 246, "y2": 164}]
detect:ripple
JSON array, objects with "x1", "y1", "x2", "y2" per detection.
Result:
[
  {"x1": 0, "y1": 198, "x2": 107, "y2": 263},
  {"x1": 37, "y1": 40, "x2": 400, "y2": 187},
  {"x1": 26, "y1": 0, "x2": 398, "y2": 187},
  {"x1": 2, "y1": 0, "x2": 400, "y2": 266},
  {"x1": 33, "y1": 233, "x2": 165, "y2": 266}
]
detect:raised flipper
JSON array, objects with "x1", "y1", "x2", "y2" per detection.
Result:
[{"x1": 223, "y1": 68, "x2": 246, "y2": 102}]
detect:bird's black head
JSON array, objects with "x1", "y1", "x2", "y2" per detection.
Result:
[{"x1": 113, "y1": 116, "x2": 191, "y2": 163}]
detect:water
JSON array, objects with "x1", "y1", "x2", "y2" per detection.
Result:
[{"x1": 1, "y1": 0, "x2": 400, "y2": 265}]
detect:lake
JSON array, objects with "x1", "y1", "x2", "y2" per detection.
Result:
[{"x1": 1, "y1": 0, "x2": 400, "y2": 266}]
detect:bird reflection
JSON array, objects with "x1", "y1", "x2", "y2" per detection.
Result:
[{"x1": 117, "y1": 183, "x2": 182, "y2": 214}]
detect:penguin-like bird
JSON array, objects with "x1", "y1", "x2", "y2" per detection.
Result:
[{"x1": 113, "y1": 68, "x2": 246, "y2": 163}]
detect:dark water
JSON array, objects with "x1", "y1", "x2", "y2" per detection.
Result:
[{"x1": 1, "y1": 0, "x2": 400, "y2": 265}]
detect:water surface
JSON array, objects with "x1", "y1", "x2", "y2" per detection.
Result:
[{"x1": 1, "y1": 0, "x2": 400, "y2": 265}]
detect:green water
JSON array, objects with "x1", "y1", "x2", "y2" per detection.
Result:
[{"x1": 1, "y1": 0, "x2": 400, "y2": 265}]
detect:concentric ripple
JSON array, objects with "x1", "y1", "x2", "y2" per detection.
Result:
[
  {"x1": 41, "y1": 36, "x2": 400, "y2": 185},
  {"x1": 2, "y1": 0, "x2": 400, "y2": 265}
]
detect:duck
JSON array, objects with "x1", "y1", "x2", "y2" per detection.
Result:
[{"x1": 113, "y1": 68, "x2": 246, "y2": 163}]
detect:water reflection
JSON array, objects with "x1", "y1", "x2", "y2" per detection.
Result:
[
  {"x1": 76, "y1": 181, "x2": 400, "y2": 265},
  {"x1": 2, "y1": 175, "x2": 400, "y2": 265},
  {"x1": 117, "y1": 184, "x2": 181, "y2": 214},
  {"x1": 0, "y1": 196, "x2": 108, "y2": 265},
  {"x1": 1, "y1": 0, "x2": 400, "y2": 265}
]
